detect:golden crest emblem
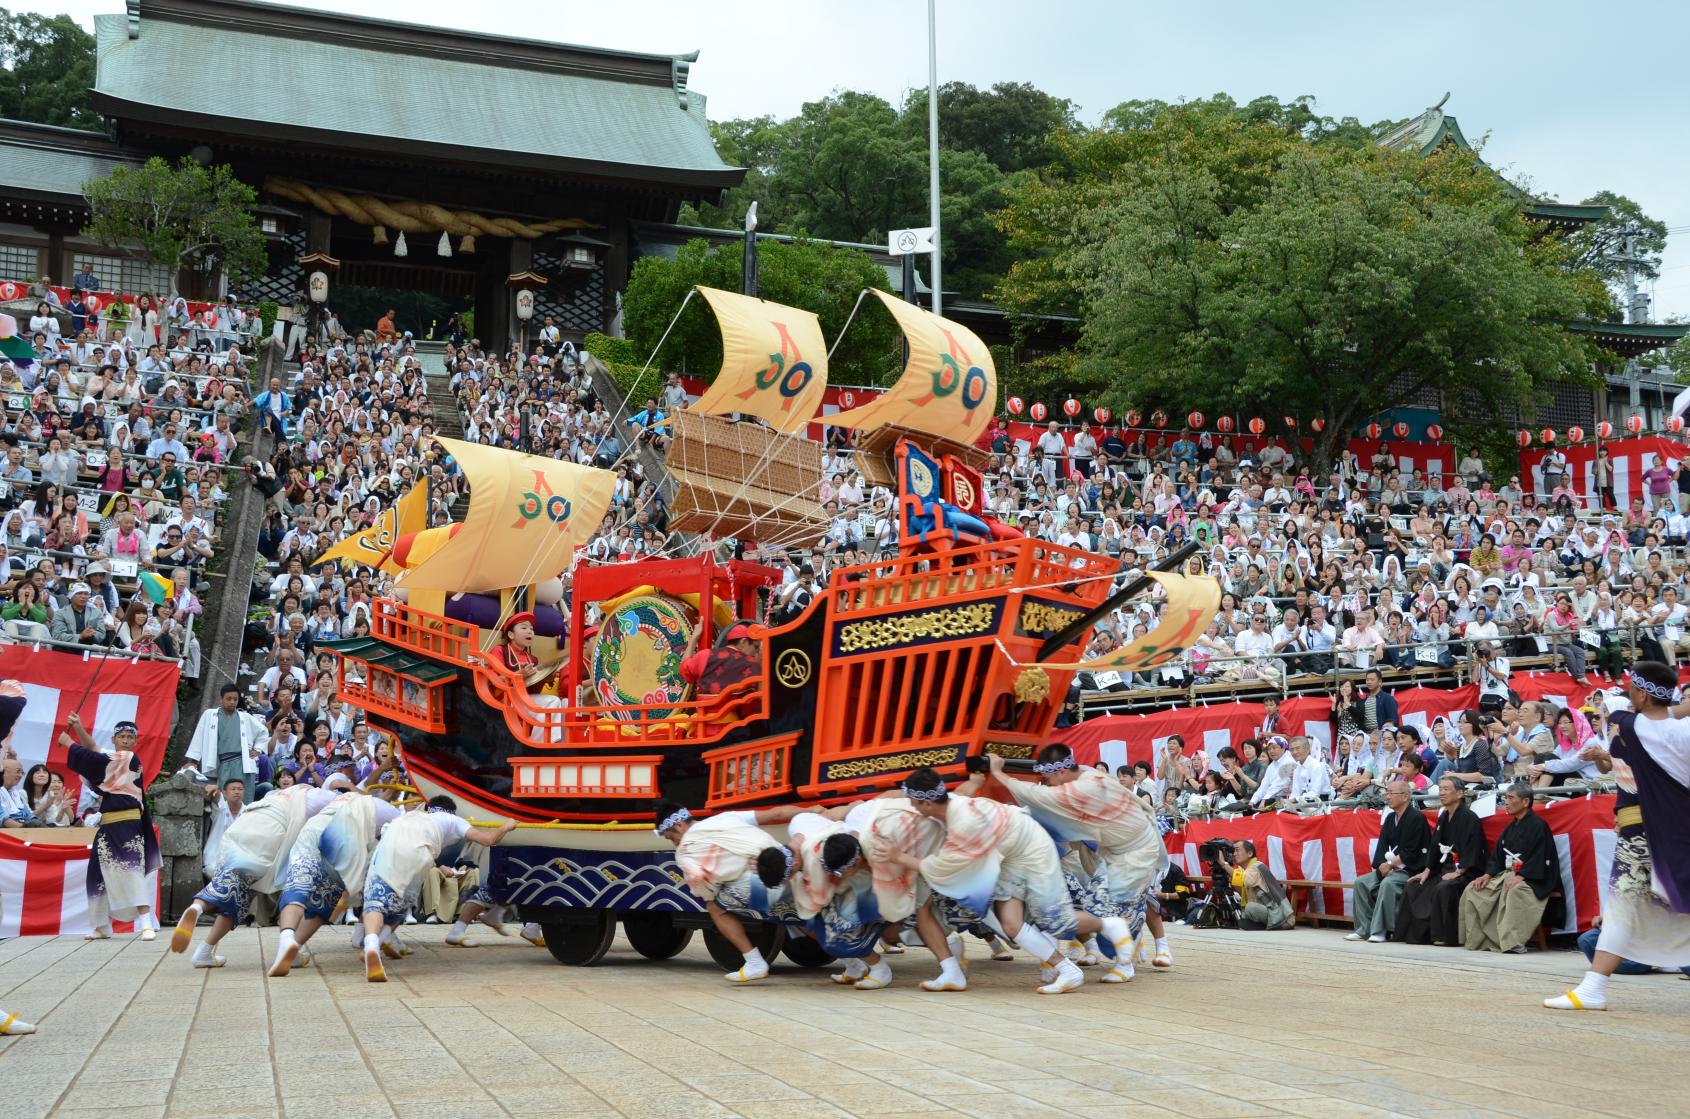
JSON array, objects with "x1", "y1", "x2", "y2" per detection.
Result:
[{"x1": 774, "y1": 648, "x2": 813, "y2": 688}]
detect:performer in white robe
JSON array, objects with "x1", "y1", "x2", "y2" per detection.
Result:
[
  {"x1": 890, "y1": 767, "x2": 1132, "y2": 994},
  {"x1": 358, "y1": 796, "x2": 515, "y2": 982},
  {"x1": 656, "y1": 799, "x2": 804, "y2": 983},
  {"x1": 172, "y1": 778, "x2": 348, "y2": 968},
  {"x1": 851, "y1": 795, "x2": 980, "y2": 990},
  {"x1": 756, "y1": 809, "x2": 893, "y2": 988},
  {"x1": 1546, "y1": 662, "x2": 1690, "y2": 1010},
  {"x1": 985, "y1": 746, "x2": 1164, "y2": 982},
  {"x1": 268, "y1": 773, "x2": 402, "y2": 977}
]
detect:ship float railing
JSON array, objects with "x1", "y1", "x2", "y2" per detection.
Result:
[
  {"x1": 827, "y1": 536, "x2": 1117, "y2": 616},
  {"x1": 372, "y1": 597, "x2": 773, "y2": 749},
  {"x1": 702, "y1": 731, "x2": 799, "y2": 808}
]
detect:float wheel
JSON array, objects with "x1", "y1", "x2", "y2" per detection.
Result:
[
  {"x1": 539, "y1": 910, "x2": 617, "y2": 966},
  {"x1": 702, "y1": 921, "x2": 785, "y2": 970},
  {"x1": 780, "y1": 936, "x2": 836, "y2": 968},
  {"x1": 622, "y1": 912, "x2": 694, "y2": 960}
]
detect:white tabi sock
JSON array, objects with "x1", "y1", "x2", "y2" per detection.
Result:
[
  {"x1": 742, "y1": 947, "x2": 766, "y2": 971},
  {"x1": 448, "y1": 921, "x2": 468, "y2": 939},
  {"x1": 1573, "y1": 970, "x2": 1608, "y2": 1002},
  {"x1": 841, "y1": 958, "x2": 868, "y2": 979},
  {"x1": 1014, "y1": 923, "x2": 1059, "y2": 963},
  {"x1": 1155, "y1": 937, "x2": 1170, "y2": 954},
  {"x1": 939, "y1": 956, "x2": 964, "y2": 982},
  {"x1": 191, "y1": 942, "x2": 218, "y2": 966},
  {"x1": 363, "y1": 934, "x2": 382, "y2": 953}
]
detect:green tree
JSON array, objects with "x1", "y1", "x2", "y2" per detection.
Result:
[
  {"x1": 1004, "y1": 100, "x2": 1612, "y2": 467},
  {"x1": 82, "y1": 157, "x2": 267, "y2": 295},
  {"x1": 1566, "y1": 189, "x2": 1668, "y2": 294},
  {"x1": 903, "y1": 81, "x2": 1077, "y2": 172},
  {"x1": 622, "y1": 237, "x2": 901, "y2": 386},
  {"x1": 0, "y1": 8, "x2": 97, "y2": 129}
]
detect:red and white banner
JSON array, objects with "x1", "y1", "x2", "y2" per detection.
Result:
[
  {"x1": 1518, "y1": 434, "x2": 1689, "y2": 510},
  {"x1": 0, "y1": 278, "x2": 233, "y2": 323},
  {"x1": 0, "y1": 646, "x2": 178, "y2": 799},
  {"x1": 1166, "y1": 794, "x2": 1614, "y2": 933},
  {"x1": 0, "y1": 830, "x2": 156, "y2": 937},
  {"x1": 1063, "y1": 671, "x2": 1613, "y2": 773}
]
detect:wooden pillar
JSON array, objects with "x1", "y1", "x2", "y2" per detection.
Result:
[
  {"x1": 507, "y1": 239, "x2": 533, "y2": 350},
  {"x1": 306, "y1": 213, "x2": 331, "y2": 254},
  {"x1": 46, "y1": 231, "x2": 66, "y2": 284},
  {"x1": 602, "y1": 222, "x2": 630, "y2": 334}
]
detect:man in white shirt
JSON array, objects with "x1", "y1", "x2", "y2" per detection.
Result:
[
  {"x1": 1288, "y1": 737, "x2": 1333, "y2": 801},
  {"x1": 1233, "y1": 613, "x2": 1280, "y2": 681},
  {"x1": 1651, "y1": 586, "x2": 1690, "y2": 664},
  {"x1": 1341, "y1": 607, "x2": 1387, "y2": 669},
  {"x1": 1069, "y1": 423, "x2": 1098, "y2": 478},
  {"x1": 1036, "y1": 422, "x2": 1067, "y2": 485}
]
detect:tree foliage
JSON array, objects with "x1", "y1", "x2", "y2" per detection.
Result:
[
  {"x1": 679, "y1": 82, "x2": 1077, "y2": 299},
  {"x1": 994, "y1": 96, "x2": 1614, "y2": 466},
  {"x1": 82, "y1": 157, "x2": 267, "y2": 293},
  {"x1": 0, "y1": 8, "x2": 98, "y2": 129},
  {"x1": 621, "y1": 236, "x2": 902, "y2": 386},
  {"x1": 1566, "y1": 189, "x2": 1668, "y2": 292}
]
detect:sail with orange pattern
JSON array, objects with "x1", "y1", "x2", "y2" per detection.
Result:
[
  {"x1": 828, "y1": 290, "x2": 996, "y2": 446},
  {"x1": 685, "y1": 286, "x2": 828, "y2": 433},
  {"x1": 396, "y1": 437, "x2": 615, "y2": 593}
]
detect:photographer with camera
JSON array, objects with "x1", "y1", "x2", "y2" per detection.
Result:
[
  {"x1": 1474, "y1": 642, "x2": 1512, "y2": 713},
  {"x1": 1218, "y1": 839, "x2": 1294, "y2": 930}
]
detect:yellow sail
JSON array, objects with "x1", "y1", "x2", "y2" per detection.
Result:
[
  {"x1": 396, "y1": 437, "x2": 615, "y2": 593},
  {"x1": 686, "y1": 286, "x2": 828, "y2": 433},
  {"x1": 314, "y1": 479, "x2": 429, "y2": 570},
  {"x1": 1011, "y1": 572, "x2": 1221, "y2": 671},
  {"x1": 828, "y1": 290, "x2": 996, "y2": 446}
]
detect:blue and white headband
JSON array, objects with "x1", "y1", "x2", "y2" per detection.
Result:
[
  {"x1": 655, "y1": 807, "x2": 691, "y2": 836},
  {"x1": 779, "y1": 845, "x2": 796, "y2": 879},
  {"x1": 902, "y1": 782, "x2": 948, "y2": 802},
  {"x1": 1629, "y1": 672, "x2": 1681, "y2": 704},
  {"x1": 1033, "y1": 756, "x2": 1077, "y2": 774}
]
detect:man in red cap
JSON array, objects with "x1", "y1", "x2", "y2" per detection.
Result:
[{"x1": 680, "y1": 622, "x2": 762, "y2": 708}]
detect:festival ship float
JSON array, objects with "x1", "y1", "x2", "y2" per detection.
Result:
[{"x1": 317, "y1": 286, "x2": 1218, "y2": 967}]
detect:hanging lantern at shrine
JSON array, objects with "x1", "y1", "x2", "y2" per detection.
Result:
[
  {"x1": 1626, "y1": 415, "x2": 1645, "y2": 435},
  {"x1": 1539, "y1": 428, "x2": 1557, "y2": 445},
  {"x1": 1124, "y1": 409, "x2": 1143, "y2": 428},
  {"x1": 1310, "y1": 417, "x2": 1325, "y2": 433},
  {"x1": 1030, "y1": 402, "x2": 1048, "y2": 422},
  {"x1": 1150, "y1": 410, "x2": 1168, "y2": 428},
  {"x1": 1216, "y1": 415, "x2": 1235, "y2": 433},
  {"x1": 1282, "y1": 415, "x2": 1297, "y2": 430},
  {"x1": 1365, "y1": 423, "x2": 1382, "y2": 440},
  {"x1": 1247, "y1": 417, "x2": 1266, "y2": 435},
  {"x1": 1425, "y1": 424, "x2": 1444, "y2": 442},
  {"x1": 1516, "y1": 430, "x2": 1533, "y2": 448},
  {"x1": 1005, "y1": 395, "x2": 1024, "y2": 416},
  {"x1": 1186, "y1": 410, "x2": 1205, "y2": 430},
  {"x1": 1093, "y1": 406, "x2": 1112, "y2": 425},
  {"x1": 1063, "y1": 398, "x2": 1082, "y2": 418},
  {"x1": 1597, "y1": 420, "x2": 1614, "y2": 439},
  {"x1": 1669, "y1": 416, "x2": 1686, "y2": 434},
  {"x1": 1567, "y1": 425, "x2": 1585, "y2": 443},
  {"x1": 840, "y1": 390, "x2": 856, "y2": 408},
  {"x1": 1392, "y1": 421, "x2": 1410, "y2": 439}
]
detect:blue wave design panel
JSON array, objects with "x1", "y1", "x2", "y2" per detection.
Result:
[{"x1": 489, "y1": 846, "x2": 706, "y2": 914}]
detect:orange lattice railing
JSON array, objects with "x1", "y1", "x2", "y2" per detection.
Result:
[
  {"x1": 827, "y1": 537, "x2": 1115, "y2": 616},
  {"x1": 703, "y1": 733, "x2": 797, "y2": 808},
  {"x1": 509, "y1": 755, "x2": 664, "y2": 798}
]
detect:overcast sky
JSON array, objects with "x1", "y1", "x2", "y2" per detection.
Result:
[{"x1": 31, "y1": 0, "x2": 1690, "y2": 316}]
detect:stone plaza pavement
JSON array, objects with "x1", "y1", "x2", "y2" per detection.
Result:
[{"x1": 2, "y1": 923, "x2": 1688, "y2": 1119}]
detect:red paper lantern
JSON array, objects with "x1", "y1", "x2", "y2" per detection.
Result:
[
  {"x1": 1539, "y1": 428, "x2": 1557, "y2": 445},
  {"x1": 83, "y1": 294, "x2": 102, "y2": 312},
  {"x1": 1516, "y1": 430, "x2": 1532, "y2": 448},
  {"x1": 1282, "y1": 415, "x2": 1297, "y2": 429},
  {"x1": 1247, "y1": 417, "x2": 1265, "y2": 436},
  {"x1": 1670, "y1": 417, "x2": 1686, "y2": 435},
  {"x1": 1310, "y1": 417, "x2": 1325, "y2": 433},
  {"x1": 0, "y1": 280, "x2": 21, "y2": 301},
  {"x1": 1005, "y1": 395, "x2": 1024, "y2": 416},
  {"x1": 1425, "y1": 424, "x2": 1443, "y2": 442},
  {"x1": 1597, "y1": 420, "x2": 1614, "y2": 440},
  {"x1": 1626, "y1": 415, "x2": 1645, "y2": 435},
  {"x1": 1216, "y1": 416, "x2": 1235, "y2": 433},
  {"x1": 840, "y1": 390, "x2": 856, "y2": 408},
  {"x1": 1567, "y1": 425, "x2": 1585, "y2": 443},
  {"x1": 1124, "y1": 409, "x2": 1142, "y2": 428},
  {"x1": 1063, "y1": 398, "x2": 1082, "y2": 418},
  {"x1": 1392, "y1": 421, "x2": 1410, "y2": 439},
  {"x1": 1150, "y1": 410, "x2": 1168, "y2": 428},
  {"x1": 1365, "y1": 423, "x2": 1381, "y2": 440},
  {"x1": 1030, "y1": 402, "x2": 1049, "y2": 422},
  {"x1": 1186, "y1": 411, "x2": 1205, "y2": 430},
  {"x1": 1093, "y1": 406, "x2": 1112, "y2": 425}
]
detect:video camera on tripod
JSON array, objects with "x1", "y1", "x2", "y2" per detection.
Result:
[{"x1": 1193, "y1": 836, "x2": 1244, "y2": 929}]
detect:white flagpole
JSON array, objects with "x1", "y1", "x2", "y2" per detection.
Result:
[{"x1": 927, "y1": 0, "x2": 942, "y2": 318}]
